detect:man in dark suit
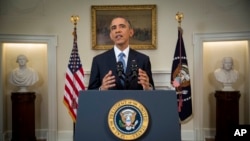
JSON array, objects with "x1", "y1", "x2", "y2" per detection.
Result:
[{"x1": 88, "y1": 16, "x2": 154, "y2": 90}]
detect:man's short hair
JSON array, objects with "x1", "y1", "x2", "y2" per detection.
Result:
[{"x1": 110, "y1": 16, "x2": 133, "y2": 29}]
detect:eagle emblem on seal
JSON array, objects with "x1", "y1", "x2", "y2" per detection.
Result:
[{"x1": 119, "y1": 109, "x2": 138, "y2": 130}]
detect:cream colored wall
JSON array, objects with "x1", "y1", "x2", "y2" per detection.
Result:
[{"x1": 0, "y1": 0, "x2": 249, "y2": 138}]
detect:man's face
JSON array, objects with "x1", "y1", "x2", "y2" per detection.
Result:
[{"x1": 109, "y1": 17, "x2": 134, "y2": 49}]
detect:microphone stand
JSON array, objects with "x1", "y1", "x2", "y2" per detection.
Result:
[
  {"x1": 125, "y1": 75, "x2": 130, "y2": 90},
  {"x1": 116, "y1": 60, "x2": 139, "y2": 90}
]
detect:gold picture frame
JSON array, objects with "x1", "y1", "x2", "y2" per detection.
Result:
[{"x1": 91, "y1": 5, "x2": 157, "y2": 50}]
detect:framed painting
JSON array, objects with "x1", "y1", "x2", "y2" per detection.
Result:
[{"x1": 91, "y1": 5, "x2": 157, "y2": 50}]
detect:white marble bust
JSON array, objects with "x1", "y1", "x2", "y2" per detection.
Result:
[
  {"x1": 214, "y1": 57, "x2": 239, "y2": 91},
  {"x1": 9, "y1": 54, "x2": 39, "y2": 92}
]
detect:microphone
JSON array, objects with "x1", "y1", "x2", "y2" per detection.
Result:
[
  {"x1": 116, "y1": 61, "x2": 124, "y2": 77},
  {"x1": 130, "y1": 60, "x2": 138, "y2": 78}
]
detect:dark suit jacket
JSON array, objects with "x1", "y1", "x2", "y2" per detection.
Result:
[{"x1": 88, "y1": 48, "x2": 155, "y2": 90}]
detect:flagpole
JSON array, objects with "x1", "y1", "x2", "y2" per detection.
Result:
[
  {"x1": 176, "y1": 12, "x2": 184, "y2": 114},
  {"x1": 70, "y1": 15, "x2": 80, "y2": 141},
  {"x1": 175, "y1": 11, "x2": 184, "y2": 137}
]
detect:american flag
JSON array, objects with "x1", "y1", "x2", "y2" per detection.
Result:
[
  {"x1": 171, "y1": 27, "x2": 192, "y2": 122},
  {"x1": 63, "y1": 27, "x2": 85, "y2": 122}
]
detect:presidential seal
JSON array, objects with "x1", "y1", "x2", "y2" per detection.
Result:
[{"x1": 108, "y1": 99, "x2": 149, "y2": 140}]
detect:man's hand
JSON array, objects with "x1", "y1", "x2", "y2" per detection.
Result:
[
  {"x1": 138, "y1": 69, "x2": 152, "y2": 90},
  {"x1": 100, "y1": 70, "x2": 116, "y2": 90}
]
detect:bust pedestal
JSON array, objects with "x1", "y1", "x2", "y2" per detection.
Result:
[
  {"x1": 214, "y1": 91, "x2": 240, "y2": 141},
  {"x1": 11, "y1": 92, "x2": 36, "y2": 141}
]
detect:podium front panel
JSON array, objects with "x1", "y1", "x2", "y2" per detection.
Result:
[{"x1": 75, "y1": 90, "x2": 181, "y2": 141}]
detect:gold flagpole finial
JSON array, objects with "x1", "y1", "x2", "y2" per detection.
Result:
[
  {"x1": 175, "y1": 12, "x2": 184, "y2": 27},
  {"x1": 71, "y1": 15, "x2": 79, "y2": 41},
  {"x1": 70, "y1": 15, "x2": 80, "y2": 26}
]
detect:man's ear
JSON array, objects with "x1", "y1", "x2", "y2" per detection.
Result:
[{"x1": 129, "y1": 29, "x2": 134, "y2": 37}]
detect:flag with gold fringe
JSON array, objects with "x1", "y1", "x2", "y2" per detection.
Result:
[
  {"x1": 63, "y1": 26, "x2": 85, "y2": 122},
  {"x1": 171, "y1": 27, "x2": 192, "y2": 122}
]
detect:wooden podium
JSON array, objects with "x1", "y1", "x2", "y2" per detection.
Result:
[
  {"x1": 11, "y1": 92, "x2": 36, "y2": 141},
  {"x1": 214, "y1": 91, "x2": 240, "y2": 141}
]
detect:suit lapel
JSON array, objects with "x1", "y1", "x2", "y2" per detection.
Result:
[
  {"x1": 126, "y1": 48, "x2": 137, "y2": 74},
  {"x1": 107, "y1": 49, "x2": 117, "y2": 72}
]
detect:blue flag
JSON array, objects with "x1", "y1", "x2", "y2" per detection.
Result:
[{"x1": 171, "y1": 27, "x2": 192, "y2": 122}]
